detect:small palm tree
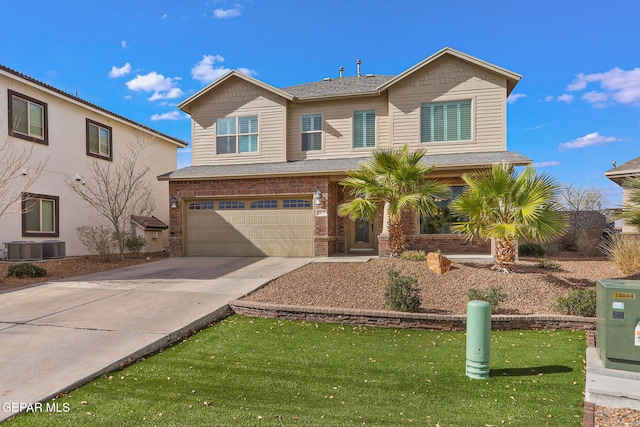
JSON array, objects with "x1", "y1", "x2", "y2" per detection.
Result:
[
  {"x1": 338, "y1": 145, "x2": 450, "y2": 257},
  {"x1": 619, "y1": 176, "x2": 640, "y2": 231},
  {"x1": 450, "y1": 163, "x2": 568, "y2": 272}
]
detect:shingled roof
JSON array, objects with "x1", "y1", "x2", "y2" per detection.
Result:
[
  {"x1": 130, "y1": 215, "x2": 169, "y2": 230},
  {"x1": 605, "y1": 155, "x2": 640, "y2": 184},
  {"x1": 159, "y1": 151, "x2": 531, "y2": 181},
  {"x1": 282, "y1": 75, "x2": 394, "y2": 100}
]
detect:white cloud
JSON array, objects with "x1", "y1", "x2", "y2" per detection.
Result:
[
  {"x1": 150, "y1": 111, "x2": 185, "y2": 121},
  {"x1": 581, "y1": 91, "x2": 608, "y2": 103},
  {"x1": 559, "y1": 132, "x2": 621, "y2": 151},
  {"x1": 148, "y1": 87, "x2": 184, "y2": 101},
  {"x1": 191, "y1": 54, "x2": 257, "y2": 84},
  {"x1": 507, "y1": 93, "x2": 526, "y2": 104},
  {"x1": 557, "y1": 93, "x2": 574, "y2": 104},
  {"x1": 567, "y1": 67, "x2": 640, "y2": 106},
  {"x1": 121, "y1": 40, "x2": 128, "y2": 49},
  {"x1": 213, "y1": 4, "x2": 243, "y2": 19},
  {"x1": 544, "y1": 95, "x2": 555, "y2": 102},
  {"x1": 126, "y1": 72, "x2": 183, "y2": 102},
  {"x1": 108, "y1": 62, "x2": 132, "y2": 78},
  {"x1": 532, "y1": 161, "x2": 561, "y2": 168},
  {"x1": 126, "y1": 71, "x2": 181, "y2": 92},
  {"x1": 161, "y1": 14, "x2": 168, "y2": 20}
]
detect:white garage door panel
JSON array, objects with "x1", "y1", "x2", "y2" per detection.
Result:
[{"x1": 185, "y1": 201, "x2": 313, "y2": 257}]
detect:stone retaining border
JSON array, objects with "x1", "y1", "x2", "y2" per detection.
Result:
[{"x1": 229, "y1": 299, "x2": 595, "y2": 331}]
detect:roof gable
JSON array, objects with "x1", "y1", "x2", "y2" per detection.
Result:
[
  {"x1": 377, "y1": 47, "x2": 521, "y2": 95},
  {"x1": 178, "y1": 70, "x2": 294, "y2": 114}
]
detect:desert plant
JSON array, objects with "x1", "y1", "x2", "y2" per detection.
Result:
[
  {"x1": 339, "y1": 145, "x2": 450, "y2": 257},
  {"x1": 125, "y1": 232, "x2": 147, "y2": 254},
  {"x1": 468, "y1": 286, "x2": 506, "y2": 313},
  {"x1": 385, "y1": 270, "x2": 421, "y2": 312},
  {"x1": 7, "y1": 262, "x2": 47, "y2": 278},
  {"x1": 537, "y1": 259, "x2": 561, "y2": 270},
  {"x1": 555, "y1": 289, "x2": 596, "y2": 317},
  {"x1": 519, "y1": 242, "x2": 546, "y2": 257},
  {"x1": 451, "y1": 163, "x2": 568, "y2": 272},
  {"x1": 600, "y1": 234, "x2": 640, "y2": 275},
  {"x1": 400, "y1": 250, "x2": 426, "y2": 261},
  {"x1": 77, "y1": 225, "x2": 117, "y2": 260}
]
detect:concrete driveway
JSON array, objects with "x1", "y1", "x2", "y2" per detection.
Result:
[{"x1": 0, "y1": 257, "x2": 311, "y2": 422}]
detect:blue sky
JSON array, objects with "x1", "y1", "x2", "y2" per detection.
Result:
[{"x1": 1, "y1": 0, "x2": 639, "y2": 207}]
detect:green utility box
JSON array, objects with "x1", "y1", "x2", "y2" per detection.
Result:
[{"x1": 596, "y1": 279, "x2": 640, "y2": 372}]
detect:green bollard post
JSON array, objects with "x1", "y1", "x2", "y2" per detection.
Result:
[{"x1": 466, "y1": 300, "x2": 491, "y2": 379}]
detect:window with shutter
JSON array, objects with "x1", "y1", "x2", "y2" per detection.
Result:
[
  {"x1": 301, "y1": 114, "x2": 322, "y2": 151},
  {"x1": 217, "y1": 116, "x2": 258, "y2": 154},
  {"x1": 353, "y1": 110, "x2": 375, "y2": 149},
  {"x1": 421, "y1": 100, "x2": 472, "y2": 143}
]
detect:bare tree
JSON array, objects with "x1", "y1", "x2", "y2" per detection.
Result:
[
  {"x1": 559, "y1": 183, "x2": 605, "y2": 211},
  {"x1": 0, "y1": 137, "x2": 48, "y2": 219},
  {"x1": 67, "y1": 135, "x2": 156, "y2": 261}
]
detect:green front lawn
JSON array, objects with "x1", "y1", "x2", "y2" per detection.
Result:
[{"x1": 8, "y1": 316, "x2": 586, "y2": 426}]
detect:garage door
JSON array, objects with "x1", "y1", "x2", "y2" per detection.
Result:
[{"x1": 185, "y1": 198, "x2": 314, "y2": 257}]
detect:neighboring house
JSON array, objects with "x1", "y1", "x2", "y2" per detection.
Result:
[
  {"x1": 605, "y1": 156, "x2": 640, "y2": 235},
  {"x1": 160, "y1": 47, "x2": 530, "y2": 258},
  {"x1": 0, "y1": 65, "x2": 188, "y2": 258}
]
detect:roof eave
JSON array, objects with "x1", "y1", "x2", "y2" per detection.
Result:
[{"x1": 292, "y1": 91, "x2": 382, "y2": 103}]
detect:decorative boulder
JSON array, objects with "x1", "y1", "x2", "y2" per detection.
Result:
[{"x1": 427, "y1": 252, "x2": 451, "y2": 275}]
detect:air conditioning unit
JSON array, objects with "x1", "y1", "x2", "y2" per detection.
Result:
[
  {"x1": 5, "y1": 241, "x2": 43, "y2": 261},
  {"x1": 42, "y1": 240, "x2": 66, "y2": 259}
]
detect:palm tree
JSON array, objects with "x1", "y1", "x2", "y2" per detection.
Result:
[
  {"x1": 619, "y1": 176, "x2": 640, "y2": 231},
  {"x1": 450, "y1": 163, "x2": 568, "y2": 272},
  {"x1": 338, "y1": 145, "x2": 450, "y2": 256}
]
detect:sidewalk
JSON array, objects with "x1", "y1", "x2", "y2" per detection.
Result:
[{"x1": 0, "y1": 257, "x2": 311, "y2": 422}]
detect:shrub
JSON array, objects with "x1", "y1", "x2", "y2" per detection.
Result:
[
  {"x1": 385, "y1": 270, "x2": 421, "y2": 312},
  {"x1": 8, "y1": 263, "x2": 47, "y2": 278},
  {"x1": 600, "y1": 234, "x2": 640, "y2": 275},
  {"x1": 77, "y1": 225, "x2": 117, "y2": 261},
  {"x1": 125, "y1": 233, "x2": 148, "y2": 254},
  {"x1": 555, "y1": 289, "x2": 596, "y2": 317},
  {"x1": 519, "y1": 243, "x2": 545, "y2": 257},
  {"x1": 468, "y1": 286, "x2": 506, "y2": 313},
  {"x1": 400, "y1": 250, "x2": 426, "y2": 261},
  {"x1": 537, "y1": 259, "x2": 562, "y2": 270}
]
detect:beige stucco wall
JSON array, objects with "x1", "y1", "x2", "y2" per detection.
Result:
[
  {"x1": 189, "y1": 77, "x2": 287, "y2": 166},
  {"x1": 388, "y1": 56, "x2": 507, "y2": 155},
  {"x1": 0, "y1": 73, "x2": 179, "y2": 257}
]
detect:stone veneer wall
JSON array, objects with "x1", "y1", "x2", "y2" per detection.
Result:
[{"x1": 230, "y1": 300, "x2": 595, "y2": 331}]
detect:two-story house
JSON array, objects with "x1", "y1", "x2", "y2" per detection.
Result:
[
  {"x1": 1, "y1": 65, "x2": 188, "y2": 258},
  {"x1": 161, "y1": 47, "x2": 530, "y2": 258}
]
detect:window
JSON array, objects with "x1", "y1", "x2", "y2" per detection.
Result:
[
  {"x1": 301, "y1": 114, "x2": 322, "y2": 151},
  {"x1": 218, "y1": 200, "x2": 245, "y2": 209},
  {"x1": 421, "y1": 100, "x2": 471, "y2": 143},
  {"x1": 86, "y1": 119, "x2": 112, "y2": 160},
  {"x1": 188, "y1": 201, "x2": 214, "y2": 210},
  {"x1": 419, "y1": 186, "x2": 466, "y2": 234},
  {"x1": 217, "y1": 116, "x2": 258, "y2": 154},
  {"x1": 8, "y1": 90, "x2": 48, "y2": 144},
  {"x1": 22, "y1": 193, "x2": 59, "y2": 237},
  {"x1": 283, "y1": 199, "x2": 311, "y2": 208},
  {"x1": 250, "y1": 200, "x2": 278, "y2": 209},
  {"x1": 353, "y1": 110, "x2": 375, "y2": 149}
]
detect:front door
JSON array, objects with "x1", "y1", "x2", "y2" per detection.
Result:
[{"x1": 348, "y1": 218, "x2": 376, "y2": 253}]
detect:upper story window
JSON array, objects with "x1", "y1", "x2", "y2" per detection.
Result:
[
  {"x1": 8, "y1": 90, "x2": 48, "y2": 145},
  {"x1": 22, "y1": 193, "x2": 59, "y2": 237},
  {"x1": 217, "y1": 116, "x2": 258, "y2": 154},
  {"x1": 301, "y1": 114, "x2": 322, "y2": 151},
  {"x1": 421, "y1": 100, "x2": 471, "y2": 143},
  {"x1": 86, "y1": 119, "x2": 112, "y2": 160},
  {"x1": 353, "y1": 110, "x2": 375, "y2": 149}
]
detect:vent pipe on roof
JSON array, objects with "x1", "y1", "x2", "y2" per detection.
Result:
[
  {"x1": 356, "y1": 59, "x2": 361, "y2": 77},
  {"x1": 339, "y1": 66, "x2": 344, "y2": 78}
]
